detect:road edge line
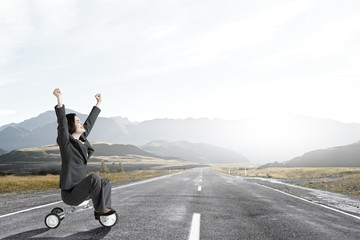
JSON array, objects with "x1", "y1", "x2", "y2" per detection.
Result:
[
  {"x1": 0, "y1": 201, "x2": 63, "y2": 219},
  {"x1": 254, "y1": 182, "x2": 360, "y2": 221}
]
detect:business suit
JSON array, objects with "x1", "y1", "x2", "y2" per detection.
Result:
[{"x1": 55, "y1": 105, "x2": 111, "y2": 212}]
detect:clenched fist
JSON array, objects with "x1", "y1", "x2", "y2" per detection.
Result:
[
  {"x1": 53, "y1": 88, "x2": 62, "y2": 98},
  {"x1": 95, "y1": 93, "x2": 102, "y2": 107}
]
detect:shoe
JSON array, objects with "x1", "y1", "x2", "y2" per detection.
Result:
[{"x1": 94, "y1": 208, "x2": 116, "y2": 220}]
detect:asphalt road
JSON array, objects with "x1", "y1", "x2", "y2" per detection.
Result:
[{"x1": 1, "y1": 168, "x2": 360, "y2": 239}]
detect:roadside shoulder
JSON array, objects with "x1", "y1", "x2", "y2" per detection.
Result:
[{"x1": 244, "y1": 177, "x2": 360, "y2": 217}]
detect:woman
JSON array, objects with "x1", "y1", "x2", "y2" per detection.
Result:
[{"x1": 53, "y1": 88, "x2": 116, "y2": 220}]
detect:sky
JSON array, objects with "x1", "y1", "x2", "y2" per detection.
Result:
[{"x1": 1, "y1": 0, "x2": 360, "y2": 126}]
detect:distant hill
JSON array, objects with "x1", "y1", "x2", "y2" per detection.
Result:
[
  {"x1": 0, "y1": 140, "x2": 248, "y2": 173},
  {"x1": 0, "y1": 143, "x2": 171, "y2": 173},
  {"x1": 258, "y1": 141, "x2": 360, "y2": 168},
  {"x1": 142, "y1": 140, "x2": 249, "y2": 164},
  {"x1": 0, "y1": 142, "x2": 164, "y2": 162},
  {"x1": 0, "y1": 111, "x2": 54, "y2": 132},
  {"x1": 2, "y1": 110, "x2": 55, "y2": 131},
  {"x1": 92, "y1": 143, "x2": 161, "y2": 158},
  {"x1": 0, "y1": 148, "x2": 7, "y2": 155}
]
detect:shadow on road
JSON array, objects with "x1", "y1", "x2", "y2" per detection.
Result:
[
  {"x1": 2, "y1": 227, "x2": 111, "y2": 240},
  {"x1": 2, "y1": 228, "x2": 50, "y2": 240}
]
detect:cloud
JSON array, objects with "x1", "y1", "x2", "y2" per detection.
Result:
[
  {"x1": 0, "y1": 1, "x2": 33, "y2": 65},
  {"x1": 244, "y1": 4, "x2": 360, "y2": 79},
  {"x1": 202, "y1": 0, "x2": 310, "y2": 49},
  {"x1": 31, "y1": 0, "x2": 78, "y2": 36},
  {"x1": 144, "y1": 24, "x2": 181, "y2": 41},
  {"x1": 127, "y1": 0, "x2": 312, "y2": 78},
  {"x1": 0, "y1": 0, "x2": 79, "y2": 66},
  {"x1": 0, "y1": 109, "x2": 16, "y2": 116},
  {"x1": 0, "y1": 79, "x2": 11, "y2": 87}
]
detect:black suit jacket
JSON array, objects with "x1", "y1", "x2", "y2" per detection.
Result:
[{"x1": 55, "y1": 105, "x2": 100, "y2": 190}]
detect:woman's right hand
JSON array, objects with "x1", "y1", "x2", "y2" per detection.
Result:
[
  {"x1": 53, "y1": 88, "x2": 63, "y2": 108},
  {"x1": 53, "y1": 88, "x2": 62, "y2": 98}
]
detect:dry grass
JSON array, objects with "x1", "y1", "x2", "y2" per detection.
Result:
[
  {"x1": 89, "y1": 155, "x2": 205, "y2": 171},
  {"x1": 209, "y1": 163, "x2": 260, "y2": 170},
  {"x1": 216, "y1": 167, "x2": 360, "y2": 195},
  {"x1": 0, "y1": 170, "x2": 179, "y2": 194},
  {"x1": 0, "y1": 174, "x2": 59, "y2": 194},
  {"x1": 93, "y1": 169, "x2": 180, "y2": 183},
  {"x1": 219, "y1": 167, "x2": 360, "y2": 179},
  {"x1": 302, "y1": 174, "x2": 360, "y2": 195}
]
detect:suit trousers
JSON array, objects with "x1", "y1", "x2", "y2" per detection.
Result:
[{"x1": 61, "y1": 173, "x2": 112, "y2": 213}]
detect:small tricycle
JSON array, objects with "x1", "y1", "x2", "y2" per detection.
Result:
[{"x1": 44, "y1": 200, "x2": 118, "y2": 229}]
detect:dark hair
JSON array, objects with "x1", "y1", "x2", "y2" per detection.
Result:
[{"x1": 66, "y1": 113, "x2": 77, "y2": 134}]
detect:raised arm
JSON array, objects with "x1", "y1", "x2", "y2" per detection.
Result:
[
  {"x1": 53, "y1": 88, "x2": 63, "y2": 108},
  {"x1": 53, "y1": 88, "x2": 69, "y2": 146},
  {"x1": 82, "y1": 93, "x2": 102, "y2": 138},
  {"x1": 95, "y1": 93, "x2": 102, "y2": 108}
]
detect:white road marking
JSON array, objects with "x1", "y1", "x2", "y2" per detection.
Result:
[
  {"x1": 255, "y1": 183, "x2": 360, "y2": 221},
  {"x1": 41, "y1": 194, "x2": 60, "y2": 198},
  {"x1": 198, "y1": 186, "x2": 202, "y2": 191},
  {"x1": 0, "y1": 201, "x2": 63, "y2": 219},
  {"x1": 0, "y1": 171, "x2": 183, "y2": 219},
  {"x1": 200, "y1": 179, "x2": 202, "y2": 182},
  {"x1": 112, "y1": 171, "x2": 181, "y2": 191},
  {"x1": 189, "y1": 213, "x2": 201, "y2": 240}
]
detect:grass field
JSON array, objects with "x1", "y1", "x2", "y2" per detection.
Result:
[
  {"x1": 216, "y1": 167, "x2": 360, "y2": 195},
  {"x1": 0, "y1": 170, "x2": 179, "y2": 195}
]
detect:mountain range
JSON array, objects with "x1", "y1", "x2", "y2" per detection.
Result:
[
  {"x1": 142, "y1": 140, "x2": 248, "y2": 163},
  {"x1": 1, "y1": 109, "x2": 360, "y2": 164},
  {"x1": 0, "y1": 148, "x2": 6, "y2": 155},
  {"x1": 259, "y1": 141, "x2": 360, "y2": 168},
  {"x1": 0, "y1": 140, "x2": 247, "y2": 164},
  {"x1": 0, "y1": 141, "x2": 246, "y2": 173},
  {"x1": 0, "y1": 142, "x2": 159, "y2": 164}
]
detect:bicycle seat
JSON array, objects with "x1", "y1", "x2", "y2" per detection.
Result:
[{"x1": 72, "y1": 200, "x2": 90, "y2": 207}]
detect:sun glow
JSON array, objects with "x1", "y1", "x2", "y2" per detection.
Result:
[{"x1": 241, "y1": 114, "x2": 311, "y2": 147}]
